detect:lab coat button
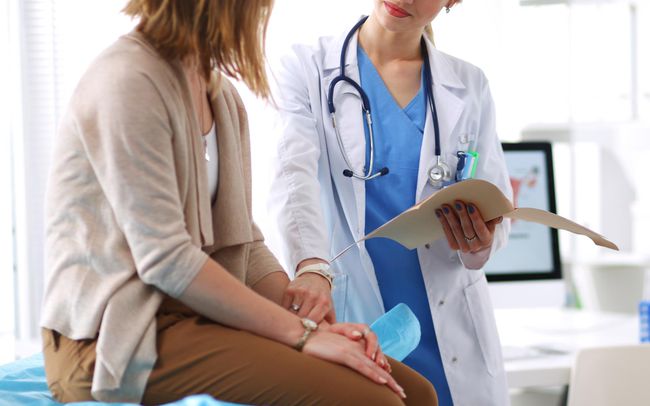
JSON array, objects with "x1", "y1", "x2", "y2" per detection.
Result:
[
  {"x1": 438, "y1": 300, "x2": 445, "y2": 306},
  {"x1": 452, "y1": 356, "x2": 458, "y2": 363},
  {"x1": 425, "y1": 243, "x2": 431, "y2": 249}
]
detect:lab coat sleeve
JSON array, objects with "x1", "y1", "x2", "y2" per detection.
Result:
[
  {"x1": 268, "y1": 48, "x2": 331, "y2": 275},
  {"x1": 459, "y1": 73, "x2": 512, "y2": 269}
]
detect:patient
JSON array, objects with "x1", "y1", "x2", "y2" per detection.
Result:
[{"x1": 39, "y1": 1, "x2": 437, "y2": 405}]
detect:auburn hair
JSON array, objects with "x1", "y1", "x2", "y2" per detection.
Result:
[{"x1": 123, "y1": 0, "x2": 273, "y2": 99}]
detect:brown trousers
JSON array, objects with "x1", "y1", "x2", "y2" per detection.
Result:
[{"x1": 42, "y1": 298, "x2": 437, "y2": 405}]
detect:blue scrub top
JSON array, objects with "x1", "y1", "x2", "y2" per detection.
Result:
[{"x1": 358, "y1": 47, "x2": 453, "y2": 406}]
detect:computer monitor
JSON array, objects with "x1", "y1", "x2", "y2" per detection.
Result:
[{"x1": 484, "y1": 141, "x2": 562, "y2": 282}]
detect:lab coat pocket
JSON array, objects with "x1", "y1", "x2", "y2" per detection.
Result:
[
  {"x1": 456, "y1": 132, "x2": 476, "y2": 152},
  {"x1": 447, "y1": 132, "x2": 476, "y2": 179},
  {"x1": 464, "y1": 276, "x2": 501, "y2": 376},
  {"x1": 331, "y1": 273, "x2": 348, "y2": 322}
]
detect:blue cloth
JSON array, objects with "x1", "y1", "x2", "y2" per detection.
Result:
[
  {"x1": 0, "y1": 306, "x2": 420, "y2": 405},
  {"x1": 358, "y1": 47, "x2": 453, "y2": 406},
  {"x1": 0, "y1": 353, "x2": 242, "y2": 406}
]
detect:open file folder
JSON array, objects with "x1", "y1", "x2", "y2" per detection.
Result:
[{"x1": 364, "y1": 179, "x2": 618, "y2": 251}]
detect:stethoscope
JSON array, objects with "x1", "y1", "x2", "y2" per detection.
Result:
[{"x1": 327, "y1": 16, "x2": 452, "y2": 188}]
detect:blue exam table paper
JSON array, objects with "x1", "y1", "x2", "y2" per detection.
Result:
[{"x1": 0, "y1": 303, "x2": 419, "y2": 405}]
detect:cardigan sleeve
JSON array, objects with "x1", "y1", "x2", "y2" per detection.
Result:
[{"x1": 75, "y1": 68, "x2": 208, "y2": 298}]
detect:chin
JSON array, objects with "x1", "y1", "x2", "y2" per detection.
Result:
[{"x1": 373, "y1": 3, "x2": 419, "y2": 33}]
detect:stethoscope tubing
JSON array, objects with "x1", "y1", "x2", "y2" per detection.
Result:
[{"x1": 327, "y1": 16, "x2": 445, "y2": 182}]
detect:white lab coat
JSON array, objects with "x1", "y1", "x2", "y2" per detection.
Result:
[{"x1": 268, "y1": 30, "x2": 513, "y2": 406}]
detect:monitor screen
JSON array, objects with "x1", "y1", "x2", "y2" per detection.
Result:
[{"x1": 484, "y1": 142, "x2": 562, "y2": 282}]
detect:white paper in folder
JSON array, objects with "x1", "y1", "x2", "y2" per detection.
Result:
[{"x1": 364, "y1": 179, "x2": 618, "y2": 252}]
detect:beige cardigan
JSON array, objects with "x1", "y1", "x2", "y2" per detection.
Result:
[{"x1": 41, "y1": 31, "x2": 283, "y2": 402}]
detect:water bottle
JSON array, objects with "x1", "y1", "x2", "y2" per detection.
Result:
[{"x1": 640, "y1": 300, "x2": 650, "y2": 343}]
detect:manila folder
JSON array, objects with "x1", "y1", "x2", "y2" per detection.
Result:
[{"x1": 365, "y1": 179, "x2": 618, "y2": 251}]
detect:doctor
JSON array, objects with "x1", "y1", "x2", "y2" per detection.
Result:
[{"x1": 269, "y1": 1, "x2": 512, "y2": 405}]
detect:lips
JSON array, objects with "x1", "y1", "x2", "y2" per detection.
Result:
[{"x1": 384, "y1": 1, "x2": 410, "y2": 18}]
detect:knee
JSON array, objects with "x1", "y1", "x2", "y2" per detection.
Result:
[
  {"x1": 340, "y1": 385, "x2": 407, "y2": 406},
  {"x1": 405, "y1": 376, "x2": 438, "y2": 406},
  {"x1": 404, "y1": 373, "x2": 438, "y2": 406}
]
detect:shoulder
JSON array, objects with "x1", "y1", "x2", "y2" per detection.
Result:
[
  {"x1": 429, "y1": 47, "x2": 489, "y2": 91},
  {"x1": 276, "y1": 34, "x2": 339, "y2": 75},
  {"x1": 72, "y1": 32, "x2": 181, "y2": 116}
]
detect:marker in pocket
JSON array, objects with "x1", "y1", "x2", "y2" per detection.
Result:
[{"x1": 455, "y1": 150, "x2": 479, "y2": 182}]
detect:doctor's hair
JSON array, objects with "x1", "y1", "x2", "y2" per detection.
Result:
[{"x1": 123, "y1": 0, "x2": 273, "y2": 99}]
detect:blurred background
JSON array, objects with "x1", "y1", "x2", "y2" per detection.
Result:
[{"x1": 1, "y1": 0, "x2": 648, "y2": 404}]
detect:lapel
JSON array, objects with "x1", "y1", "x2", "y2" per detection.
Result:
[
  {"x1": 416, "y1": 38, "x2": 467, "y2": 202},
  {"x1": 322, "y1": 31, "x2": 367, "y2": 241},
  {"x1": 169, "y1": 56, "x2": 215, "y2": 248},
  {"x1": 204, "y1": 75, "x2": 254, "y2": 253}
]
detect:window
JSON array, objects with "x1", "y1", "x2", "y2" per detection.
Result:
[
  {"x1": 9, "y1": 0, "x2": 134, "y2": 356},
  {"x1": 0, "y1": 0, "x2": 16, "y2": 363}
]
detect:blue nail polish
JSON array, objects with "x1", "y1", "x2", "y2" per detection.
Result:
[
  {"x1": 455, "y1": 202, "x2": 462, "y2": 211},
  {"x1": 443, "y1": 207, "x2": 450, "y2": 214},
  {"x1": 435, "y1": 210, "x2": 442, "y2": 218},
  {"x1": 468, "y1": 204, "x2": 475, "y2": 214}
]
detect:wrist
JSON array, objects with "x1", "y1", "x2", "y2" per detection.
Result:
[
  {"x1": 296, "y1": 263, "x2": 334, "y2": 289},
  {"x1": 458, "y1": 244, "x2": 492, "y2": 269},
  {"x1": 294, "y1": 318, "x2": 319, "y2": 351},
  {"x1": 279, "y1": 315, "x2": 307, "y2": 347},
  {"x1": 297, "y1": 258, "x2": 329, "y2": 271}
]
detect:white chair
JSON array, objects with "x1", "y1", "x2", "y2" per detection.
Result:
[{"x1": 567, "y1": 344, "x2": 650, "y2": 406}]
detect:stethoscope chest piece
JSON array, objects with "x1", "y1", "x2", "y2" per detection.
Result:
[{"x1": 428, "y1": 156, "x2": 452, "y2": 188}]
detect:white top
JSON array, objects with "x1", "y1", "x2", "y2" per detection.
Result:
[{"x1": 204, "y1": 122, "x2": 218, "y2": 203}]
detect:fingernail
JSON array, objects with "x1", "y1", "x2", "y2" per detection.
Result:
[
  {"x1": 352, "y1": 331, "x2": 362, "y2": 338},
  {"x1": 379, "y1": 377, "x2": 388, "y2": 384},
  {"x1": 435, "y1": 210, "x2": 442, "y2": 218},
  {"x1": 372, "y1": 352, "x2": 377, "y2": 361},
  {"x1": 443, "y1": 206, "x2": 450, "y2": 214},
  {"x1": 455, "y1": 202, "x2": 462, "y2": 211},
  {"x1": 400, "y1": 391, "x2": 407, "y2": 399},
  {"x1": 468, "y1": 204, "x2": 475, "y2": 214}
]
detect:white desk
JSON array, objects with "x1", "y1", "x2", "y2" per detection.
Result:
[{"x1": 495, "y1": 307, "x2": 639, "y2": 388}]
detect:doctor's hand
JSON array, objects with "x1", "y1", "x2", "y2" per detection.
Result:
[
  {"x1": 436, "y1": 200, "x2": 503, "y2": 254},
  {"x1": 282, "y1": 264, "x2": 336, "y2": 324}
]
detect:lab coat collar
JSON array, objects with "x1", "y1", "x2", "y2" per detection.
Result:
[
  {"x1": 321, "y1": 37, "x2": 365, "y2": 224},
  {"x1": 416, "y1": 38, "x2": 466, "y2": 201},
  {"x1": 322, "y1": 31, "x2": 385, "y2": 309},
  {"x1": 323, "y1": 29, "x2": 359, "y2": 72},
  {"x1": 423, "y1": 36, "x2": 466, "y2": 91}
]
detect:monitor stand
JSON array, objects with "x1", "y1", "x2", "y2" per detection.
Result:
[{"x1": 489, "y1": 279, "x2": 566, "y2": 309}]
